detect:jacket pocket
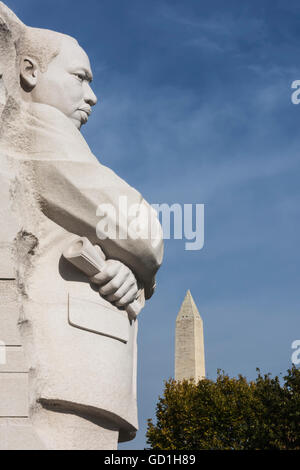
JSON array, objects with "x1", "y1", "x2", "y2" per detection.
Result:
[{"x1": 68, "y1": 295, "x2": 129, "y2": 343}]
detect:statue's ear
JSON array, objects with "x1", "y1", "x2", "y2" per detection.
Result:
[{"x1": 20, "y1": 56, "x2": 38, "y2": 92}]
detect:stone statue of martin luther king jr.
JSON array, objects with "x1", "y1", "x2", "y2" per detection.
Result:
[{"x1": 0, "y1": 3, "x2": 163, "y2": 450}]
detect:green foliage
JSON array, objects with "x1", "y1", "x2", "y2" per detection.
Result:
[{"x1": 146, "y1": 367, "x2": 300, "y2": 450}]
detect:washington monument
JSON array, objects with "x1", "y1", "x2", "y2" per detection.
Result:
[{"x1": 175, "y1": 291, "x2": 205, "y2": 382}]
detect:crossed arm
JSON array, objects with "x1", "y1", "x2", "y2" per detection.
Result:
[{"x1": 30, "y1": 157, "x2": 164, "y2": 307}]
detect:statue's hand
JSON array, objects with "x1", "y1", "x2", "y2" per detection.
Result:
[{"x1": 90, "y1": 260, "x2": 139, "y2": 308}]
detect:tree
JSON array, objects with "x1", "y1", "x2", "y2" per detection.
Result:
[{"x1": 146, "y1": 367, "x2": 300, "y2": 450}]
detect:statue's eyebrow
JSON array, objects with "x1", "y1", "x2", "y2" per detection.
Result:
[
  {"x1": 83, "y1": 68, "x2": 93, "y2": 83},
  {"x1": 72, "y1": 67, "x2": 93, "y2": 82}
]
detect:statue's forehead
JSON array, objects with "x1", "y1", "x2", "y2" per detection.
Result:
[{"x1": 56, "y1": 36, "x2": 92, "y2": 70}]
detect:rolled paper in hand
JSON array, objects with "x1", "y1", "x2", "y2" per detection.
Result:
[
  {"x1": 63, "y1": 237, "x2": 143, "y2": 320},
  {"x1": 63, "y1": 237, "x2": 106, "y2": 276}
]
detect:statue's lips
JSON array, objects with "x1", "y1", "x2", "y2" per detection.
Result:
[{"x1": 78, "y1": 108, "x2": 91, "y2": 123}]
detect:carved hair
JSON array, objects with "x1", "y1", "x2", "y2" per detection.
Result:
[
  {"x1": 0, "y1": 2, "x2": 76, "y2": 73},
  {"x1": 16, "y1": 27, "x2": 71, "y2": 72}
]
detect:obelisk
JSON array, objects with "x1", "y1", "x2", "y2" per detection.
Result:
[{"x1": 175, "y1": 290, "x2": 205, "y2": 382}]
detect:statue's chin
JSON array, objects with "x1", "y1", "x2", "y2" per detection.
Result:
[{"x1": 70, "y1": 117, "x2": 82, "y2": 130}]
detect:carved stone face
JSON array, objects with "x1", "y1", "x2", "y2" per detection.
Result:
[{"x1": 30, "y1": 36, "x2": 98, "y2": 129}]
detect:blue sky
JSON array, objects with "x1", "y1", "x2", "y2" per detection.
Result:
[{"x1": 6, "y1": 0, "x2": 300, "y2": 449}]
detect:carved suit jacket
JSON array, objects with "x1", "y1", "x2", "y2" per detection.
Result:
[{"x1": 0, "y1": 101, "x2": 164, "y2": 439}]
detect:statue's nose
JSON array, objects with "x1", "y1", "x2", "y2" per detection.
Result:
[{"x1": 84, "y1": 83, "x2": 98, "y2": 107}]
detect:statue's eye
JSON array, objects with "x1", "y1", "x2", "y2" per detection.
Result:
[{"x1": 75, "y1": 73, "x2": 85, "y2": 82}]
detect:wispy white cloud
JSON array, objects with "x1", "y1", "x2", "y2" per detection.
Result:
[
  {"x1": 152, "y1": 3, "x2": 267, "y2": 55},
  {"x1": 86, "y1": 70, "x2": 298, "y2": 203}
]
